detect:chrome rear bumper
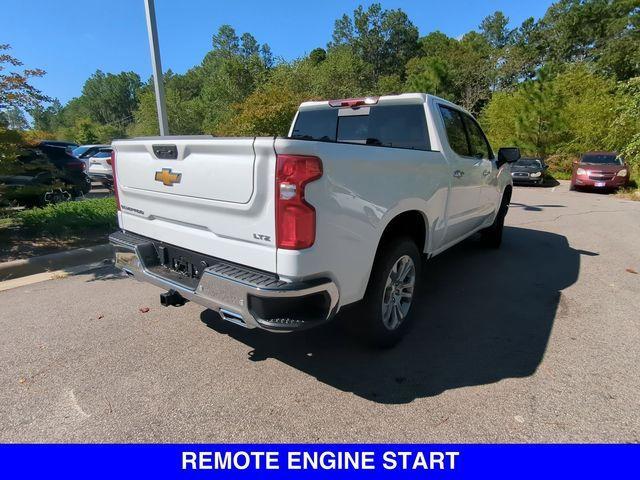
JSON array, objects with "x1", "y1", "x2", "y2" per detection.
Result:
[{"x1": 109, "y1": 231, "x2": 339, "y2": 332}]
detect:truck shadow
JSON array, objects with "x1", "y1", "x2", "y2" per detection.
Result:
[{"x1": 200, "y1": 226, "x2": 587, "y2": 404}]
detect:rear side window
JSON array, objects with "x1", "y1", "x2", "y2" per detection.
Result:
[
  {"x1": 93, "y1": 151, "x2": 112, "y2": 158},
  {"x1": 291, "y1": 104, "x2": 430, "y2": 151},
  {"x1": 463, "y1": 115, "x2": 493, "y2": 159},
  {"x1": 290, "y1": 109, "x2": 338, "y2": 142},
  {"x1": 439, "y1": 106, "x2": 470, "y2": 156}
]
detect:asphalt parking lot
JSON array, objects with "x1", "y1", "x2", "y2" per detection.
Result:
[{"x1": 1, "y1": 181, "x2": 639, "y2": 442}]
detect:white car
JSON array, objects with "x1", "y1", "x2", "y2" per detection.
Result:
[
  {"x1": 110, "y1": 93, "x2": 519, "y2": 346},
  {"x1": 72, "y1": 144, "x2": 107, "y2": 169},
  {"x1": 87, "y1": 147, "x2": 113, "y2": 188}
]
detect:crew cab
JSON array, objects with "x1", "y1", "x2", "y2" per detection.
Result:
[{"x1": 109, "y1": 93, "x2": 519, "y2": 346}]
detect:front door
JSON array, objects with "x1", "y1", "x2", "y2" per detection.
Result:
[
  {"x1": 461, "y1": 113, "x2": 498, "y2": 219},
  {"x1": 437, "y1": 105, "x2": 486, "y2": 244}
]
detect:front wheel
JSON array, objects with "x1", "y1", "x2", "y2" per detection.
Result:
[
  {"x1": 481, "y1": 190, "x2": 511, "y2": 248},
  {"x1": 354, "y1": 238, "x2": 422, "y2": 348}
]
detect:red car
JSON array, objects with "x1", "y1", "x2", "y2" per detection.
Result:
[{"x1": 570, "y1": 152, "x2": 630, "y2": 191}]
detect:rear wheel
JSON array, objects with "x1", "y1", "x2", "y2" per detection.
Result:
[{"x1": 354, "y1": 237, "x2": 421, "y2": 348}]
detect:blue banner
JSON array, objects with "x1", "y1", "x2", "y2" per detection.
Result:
[{"x1": 0, "y1": 444, "x2": 637, "y2": 479}]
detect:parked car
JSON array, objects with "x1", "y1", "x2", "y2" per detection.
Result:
[
  {"x1": 0, "y1": 143, "x2": 90, "y2": 207},
  {"x1": 510, "y1": 157, "x2": 547, "y2": 186},
  {"x1": 40, "y1": 140, "x2": 79, "y2": 153},
  {"x1": 72, "y1": 144, "x2": 107, "y2": 168},
  {"x1": 109, "y1": 93, "x2": 520, "y2": 347},
  {"x1": 570, "y1": 151, "x2": 630, "y2": 191},
  {"x1": 86, "y1": 147, "x2": 114, "y2": 188}
]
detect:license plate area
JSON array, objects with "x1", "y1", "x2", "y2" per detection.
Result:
[
  {"x1": 594, "y1": 181, "x2": 606, "y2": 187},
  {"x1": 147, "y1": 242, "x2": 218, "y2": 289}
]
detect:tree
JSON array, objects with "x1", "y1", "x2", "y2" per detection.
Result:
[
  {"x1": 216, "y1": 83, "x2": 307, "y2": 136},
  {"x1": 1, "y1": 44, "x2": 49, "y2": 170},
  {"x1": 330, "y1": 3, "x2": 419, "y2": 83},
  {"x1": 482, "y1": 68, "x2": 566, "y2": 157},
  {"x1": 0, "y1": 107, "x2": 29, "y2": 130},
  {"x1": 0, "y1": 44, "x2": 49, "y2": 112},
  {"x1": 407, "y1": 31, "x2": 494, "y2": 113},
  {"x1": 29, "y1": 99, "x2": 63, "y2": 131},
  {"x1": 607, "y1": 77, "x2": 640, "y2": 174},
  {"x1": 405, "y1": 57, "x2": 453, "y2": 98},
  {"x1": 480, "y1": 11, "x2": 511, "y2": 49},
  {"x1": 536, "y1": 0, "x2": 640, "y2": 79},
  {"x1": 200, "y1": 25, "x2": 273, "y2": 132},
  {"x1": 498, "y1": 17, "x2": 545, "y2": 87},
  {"x1": 79, "y1": 70, "x2": 141, "y2": 127},
  {"x1": 130, "y1": 71, "x2": 206, "y2": 137},
  {"x1": 308, "y1": 48, "x2": 327, "y2": 65}
]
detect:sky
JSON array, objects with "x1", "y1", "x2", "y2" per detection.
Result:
[{"x1": 3, "y1": 0, "x2": 555, "y2": 105}]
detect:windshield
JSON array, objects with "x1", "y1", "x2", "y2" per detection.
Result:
[
  {"x1": 72, "y1": 146, "x2": 91, "y2": 157},
  {"x1": 515, "y1": 159, "x2": 542, "y2": 167},
  {"x1": 581, "y1": 154, "x2": 621, "y2": 165}
]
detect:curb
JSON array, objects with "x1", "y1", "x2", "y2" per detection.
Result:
[{"x1": 0, "y1": 244, "x2": 114, "y2": 281}]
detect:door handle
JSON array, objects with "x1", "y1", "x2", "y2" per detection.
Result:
[
  {"x1": 453, "y1": 170, "x2": 464, "y2": 178},
  {"x1": 482, "y1": 170, "x2": 491, "y2": 176}
]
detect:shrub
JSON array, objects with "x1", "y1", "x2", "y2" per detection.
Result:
[
  {"x1": 18, "y1": 197, "x2": 117, "y2": 235},
  {"x1": 545, "y1": 153, "x2": 579, "y2": 174}
]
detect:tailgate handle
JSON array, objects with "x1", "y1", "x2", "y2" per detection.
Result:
[{"x1": 152, "y1": 144, "x2": 178, "y2": 160}]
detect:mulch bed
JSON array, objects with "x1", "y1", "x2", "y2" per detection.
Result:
[{"x1": 0, "y1": 224, "x2": 110, "y2": 263}]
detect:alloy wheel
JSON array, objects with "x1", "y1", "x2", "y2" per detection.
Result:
[{"x1": 381, "y1": 254, "x2": 416, "y2": 330}]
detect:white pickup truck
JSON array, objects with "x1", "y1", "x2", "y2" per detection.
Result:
[{"x1": 110, "y1": 93, "x2": 520, "y2": 346}]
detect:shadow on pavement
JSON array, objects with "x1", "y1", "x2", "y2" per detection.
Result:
[
  {"x1": 201, "y1": 226, "x2": 591, "y2": 404},
  {"x1": 514, "y1": 177, "x2": 561, "y2": 188}
]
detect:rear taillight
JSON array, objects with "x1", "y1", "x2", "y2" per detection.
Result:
[
  {"x1": 275, "y1": 154, "x2": 322, "y2": 249},
  {"x1": 111, "y1": 150, "x2": 120, "y2": 211}
]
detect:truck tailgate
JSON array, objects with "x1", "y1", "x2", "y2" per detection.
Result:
[{"x1": 113, "y1": 137, "x2": 277, "y2": 272}]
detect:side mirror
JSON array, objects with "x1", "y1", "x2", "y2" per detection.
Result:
[{"x1": 497, "y1": 147, "x2": 521, "y2": 167}]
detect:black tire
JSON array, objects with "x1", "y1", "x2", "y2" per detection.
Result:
[
  {"x1": 481, "y1": 190, "x2": 510, "y2": 248},
  {"x1": 353, "y1": 237, "x2": 422, "y2": 348}
]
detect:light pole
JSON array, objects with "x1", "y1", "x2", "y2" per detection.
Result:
[{"x1": 143, "y1": 0, "x2": 169, "y2": 136}]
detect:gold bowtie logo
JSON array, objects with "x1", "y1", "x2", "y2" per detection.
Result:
[{"x1": 155, "y1": 168, "x2": 182, "y2": 186}]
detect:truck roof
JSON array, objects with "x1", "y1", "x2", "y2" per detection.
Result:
[{"x1": 298, "y1": 93, "x2": 469, "y2": 115}]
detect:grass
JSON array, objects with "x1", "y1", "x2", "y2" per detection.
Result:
[
  {"x1": 546, "y1": 170, "x2": 572, "y2": 181},
  {"x1": 17, "y1": 197, "x2": 118, "y2": 235},
  {"x1": 617, "y1": 177, "x2": 640, "y2": 201}
]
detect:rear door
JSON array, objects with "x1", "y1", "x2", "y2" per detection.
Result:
[
  {"x1": 437, "y1": 105, "x2": 486, "y2": 243},
  {"x1": 113, "y1": 136, "x2": 278, "y2": 272}
]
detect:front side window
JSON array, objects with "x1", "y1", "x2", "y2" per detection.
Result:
[
  {"x1": 463, "y1": 115, "x2": 493, "y2": 159},
  {"x1": 439, "y1": 106, "x2": 470, "y2": 156}
]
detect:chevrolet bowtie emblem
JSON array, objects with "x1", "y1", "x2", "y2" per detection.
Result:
[{"x1": 154, "y1": 168, "x2": 182, "y2": 186}]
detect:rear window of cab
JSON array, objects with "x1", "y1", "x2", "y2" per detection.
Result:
[{"x1": 290, "y1": 104, "x2": 430, "y2": 151}]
